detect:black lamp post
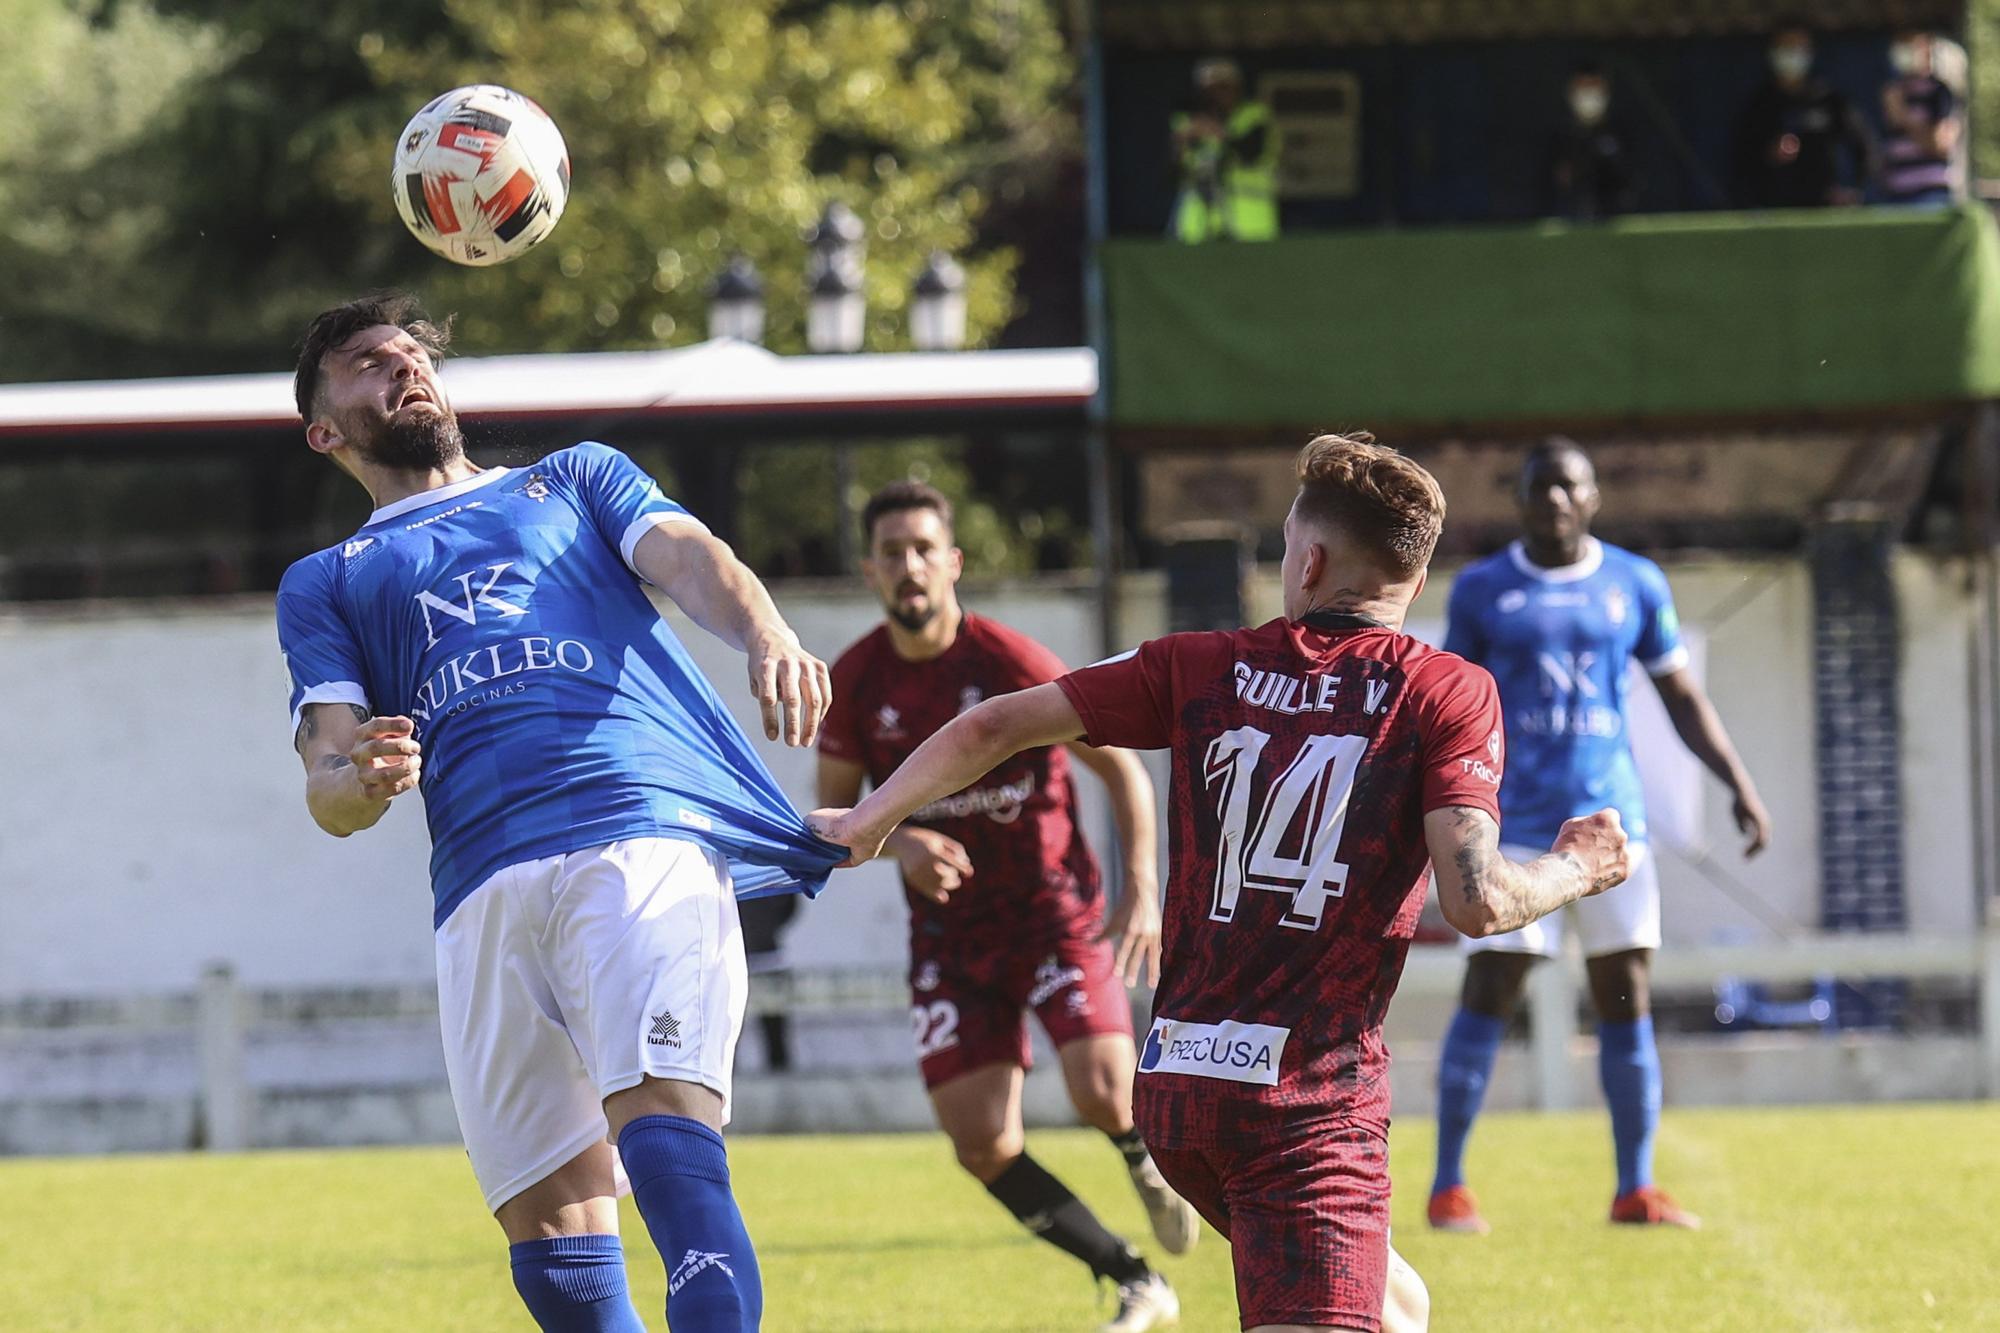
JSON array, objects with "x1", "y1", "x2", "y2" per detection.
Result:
[
  {"x1": 909, "y1": 251, "x2": 967, "y2": 352},
  {"x1": 706, "y1": 255, "x2": 766, "y2": 344},
  {"x1": 804, "y1": 202, "x2": 867, "y2": 353}
]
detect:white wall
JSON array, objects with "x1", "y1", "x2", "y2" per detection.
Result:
[
  {"x1": 0, "y1": 552, "x2": 1983, "y2": 999},
  {"x1": 0, "y1": 583, "x2": 1104, "y2": 996},
  {"x1": 1250, "y1": 552, "x2": 1984, "y2": 947},
  {"x1": 1893, "y1": 556, "x2": 1986, "y2": 938}
]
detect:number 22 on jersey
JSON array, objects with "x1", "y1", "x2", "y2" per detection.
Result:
[{"x1": 1203, "y1": 727, "x2": 1369, "y2": 931}]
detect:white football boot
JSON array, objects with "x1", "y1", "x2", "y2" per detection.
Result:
[
  {"x1": 1128, "y1": 1154, "x2": 1200, "y2": 1255},
  {"x1": 1097, "y1": 1271, "x2": 1180, "y2": 1333}
]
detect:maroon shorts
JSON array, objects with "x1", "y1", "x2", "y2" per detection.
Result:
[
  {"x1": 1148, "y1": 1123, "x2": 1391, "y2": 1331},
  {"x1": 907, "y1": 932, "x2": 1133, "y2": 1089}
]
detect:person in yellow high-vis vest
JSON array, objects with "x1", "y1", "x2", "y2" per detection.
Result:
[{"x1": 1170, "y1": 58, "x2": 1281, "y2": 243}]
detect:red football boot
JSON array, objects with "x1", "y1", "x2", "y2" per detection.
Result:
[
  {"x1": 1426, "y1": 1184, "x2": 1491, "y2": 1235},
  {"x1": 1610, "y1": 1184, "x2": 1702, "y2": 1229}
]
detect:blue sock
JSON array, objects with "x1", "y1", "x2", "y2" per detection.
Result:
[
  {"x1": 1434, "y1": 1009, "x2": 1505, "y2": 1195},
  {"x1": 1599, "y1": 1016, "x2": 1661, "y2": 1197},
  {"x1": 618, "y1": 1115, "x2": 762, "y2": 1332},
  {"x1": 508, "y1": 1234, "x2": 645, "y2": 1332}
]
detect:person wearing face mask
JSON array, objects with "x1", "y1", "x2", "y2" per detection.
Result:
[
  {"x1": 1169, "y1": 57, "x2": 1282, "y2": 243},
  {"x1": 1731, "y1": 22, "x2": 1876, "y2": 208},
  {"x1": 1880, "y1": 30, "x2": 1963, "y2": 206},
  {"x1": 1547, "y1": 61, "x2": 1636, "y2": 221}
]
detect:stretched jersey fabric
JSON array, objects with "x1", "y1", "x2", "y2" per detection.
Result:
[
  {"x1": 819, "y1": 612, "x2": 1102, "y2": 955},
  {"x1": 276, "y1": 441, "x2": 840, "y2": 928},
  {"x1": 1444, "y1": 538, "x2": 1686, "y2": 849},
  {"x1": 1057, "y1": 614, "x2": 1503, "y2": 1146}
]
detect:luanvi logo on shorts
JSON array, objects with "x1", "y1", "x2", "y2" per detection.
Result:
[
  {"x1": 669, "y1": 1248, "x2": 735, "y2": 1294},
  {"x1": 648, "y1": 1011, "x2": 682, "y2": 1048},
  {"x1": 1137, "y1": 1017, "x2": 1288, "y2": 1086}
]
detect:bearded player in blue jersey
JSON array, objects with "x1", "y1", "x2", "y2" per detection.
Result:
[
  {"x1": 278, "y1": 293, "x2": 841, "y2": 1333},
  {"x1": 1427, "y1": 439, "x2": 1770, "y2": 1236}
]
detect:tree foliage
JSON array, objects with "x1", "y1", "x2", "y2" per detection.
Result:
[
  {"x1": 0, "y1": 0, "x2": 225, "y2": 378},
  {"x1": 0, "y1": 0, "x2": 1075, "y2": 378}
]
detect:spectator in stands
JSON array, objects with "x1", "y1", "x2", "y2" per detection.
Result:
[
  {"x1": 1169, "y1": 58, "x2": 1281, "y2": 243},
  {"x1": 1880, "y1": 30, "x2": 1963, "y2": 206},
  {"x1": 1547, "y1": 61, "x2": 1637, "y2": 221},
  {"x1": 1732, "y1": 22, "x2": 1876, "y2": 209}
]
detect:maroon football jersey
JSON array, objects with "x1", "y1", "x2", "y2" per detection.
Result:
[
  {"x1": 1057, "y1": 613, "x2": 1503, "y2": 1146},
  {"x1": 821, "y1": 611, "x2": 1103, "y2": 953}
]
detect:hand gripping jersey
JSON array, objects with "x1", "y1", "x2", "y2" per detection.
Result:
[
  {"x1": 1057, "y1": 614, "x2": 1503, "y2": 1146},
  {"x1": 1444, "y1": 538, "x2": 1687, "y2": 849},
  {"x1": 276, "y1": 442, "x2": 840, "y2": 928},
  {"x1": 818, "y1": 613, "x2": 1102, "y2": 953}
]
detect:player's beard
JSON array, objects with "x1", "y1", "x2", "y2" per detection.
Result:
[
  {"x1": 887, "y1": 581, "x2": 938, "y2": 632},
  {"x1": 363, "y1": 406, "x2": 465, "y2": 471}
]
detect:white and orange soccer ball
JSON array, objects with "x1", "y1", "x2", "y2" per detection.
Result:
[{"x1": 391, "y1": 84, "x2": 571, "y2": 267}]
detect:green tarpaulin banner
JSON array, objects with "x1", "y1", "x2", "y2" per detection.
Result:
[{"x1": 1103, "y1": 206, "x2": 2000, "y2": 429}]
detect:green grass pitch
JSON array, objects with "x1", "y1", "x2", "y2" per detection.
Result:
[{"x1": 0, "y1": 1104, "x2": 1992, "y2": 1331}]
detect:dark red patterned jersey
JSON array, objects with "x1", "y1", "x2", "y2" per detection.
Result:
[
  {"x1": 821, "y1": 612, "x2": 1102, "y2": 954},
  {"x1": 1056, "y1": 613, "x2": 1503, "y2": 1146}
]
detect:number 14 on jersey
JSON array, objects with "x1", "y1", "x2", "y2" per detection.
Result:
[{"x1": 1203, "y1": 726, "x2": 1369, "y2": 931}]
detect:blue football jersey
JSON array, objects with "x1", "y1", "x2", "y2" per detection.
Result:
[
  {"x1": 1443, "y1": 539, "x2": 1686, "y2": 848},
  {"x1": 276, "y1": 441, "x2": 840, "y2": 927}
]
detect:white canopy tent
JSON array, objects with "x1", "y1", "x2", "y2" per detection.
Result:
[{"x1": 0, "y1": 340, "x2": 1097, "y2": 437}]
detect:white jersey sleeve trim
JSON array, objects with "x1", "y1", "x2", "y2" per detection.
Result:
[
  {"x1": 290, "y1": 681, "x2": 371, "y2": 739},
  {"x1": 620, "y1": 511, "x2": 712, "y2": 577},
  {"x1": 1643, "y1": 645, "x2": 1691, "y2": 678}
]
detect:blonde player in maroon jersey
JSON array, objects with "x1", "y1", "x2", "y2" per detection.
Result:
[
  {"x1": 817, "y1": 482, "x2": 1195, "y2": 1333},
  {"x1": 811, "y1": 439, "x2": 1632, "y2": 1333}
]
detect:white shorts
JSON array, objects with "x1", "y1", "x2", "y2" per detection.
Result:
[
  {"x1": 1459, "y1": 843, "x2": 1660, "y2": 960},
  {"x1": 434, "y1": 837, "x2": 747, "y2": 1212}
]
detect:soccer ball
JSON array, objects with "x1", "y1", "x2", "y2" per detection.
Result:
[{"x1": 391, "y1": 85, "x2": 571, "y2": 267}]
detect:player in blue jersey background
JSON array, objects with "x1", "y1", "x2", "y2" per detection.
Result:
[
  {"x1": 278, "y1": 292, "x2": 840, "y2": 1332},
  {"x1": 1427, "y1": 439, "x2": 1770, "y2": 1237}
]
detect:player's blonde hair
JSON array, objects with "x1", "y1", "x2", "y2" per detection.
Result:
[{"x1": 1293, "y1": 433, "x2": 1445, "y2": 580}]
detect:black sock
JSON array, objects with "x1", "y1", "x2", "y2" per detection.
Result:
[
  {"x1": 984, "y1": 1153, "x2": 1151, "y2": 1284},
  {"x1": 758, "y1": 1012, "x2": 791, "y2": 1071},
  {"x1": 1105, "y1": 1126, "x2": 1150, "y2": 1170}
]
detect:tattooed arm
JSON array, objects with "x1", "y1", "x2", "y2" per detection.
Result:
[
  {"x1": 1425, "y1": 805, "x2": 1631, "y2": 938},
  {"x1": 295, "y1": 702, "x2": 422, "y2": 837}
]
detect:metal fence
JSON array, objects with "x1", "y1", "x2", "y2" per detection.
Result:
[{"x1": 4, "y1": 926, "x2": 1993, "y2": 1155}]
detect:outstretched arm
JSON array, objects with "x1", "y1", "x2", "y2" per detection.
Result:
[
  {"x1": 295, "y1": 702, "x2": 422, "y2": 837},
  {"x1": 631, "y1": 521, "x2": 831, "y2": 747},
  {"x1": 1650, "y1": 667, "x2": 1770, "y2": 856},
  {"x1": 817, "y1": 750, "x2": 975, "y2": 904},
  {"x1": 1427, "y1": 805, "x2": 1630, "y2": 939},
  {"x1": 810, "y1": 683, "x2": 1084, "y2": 864}
]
